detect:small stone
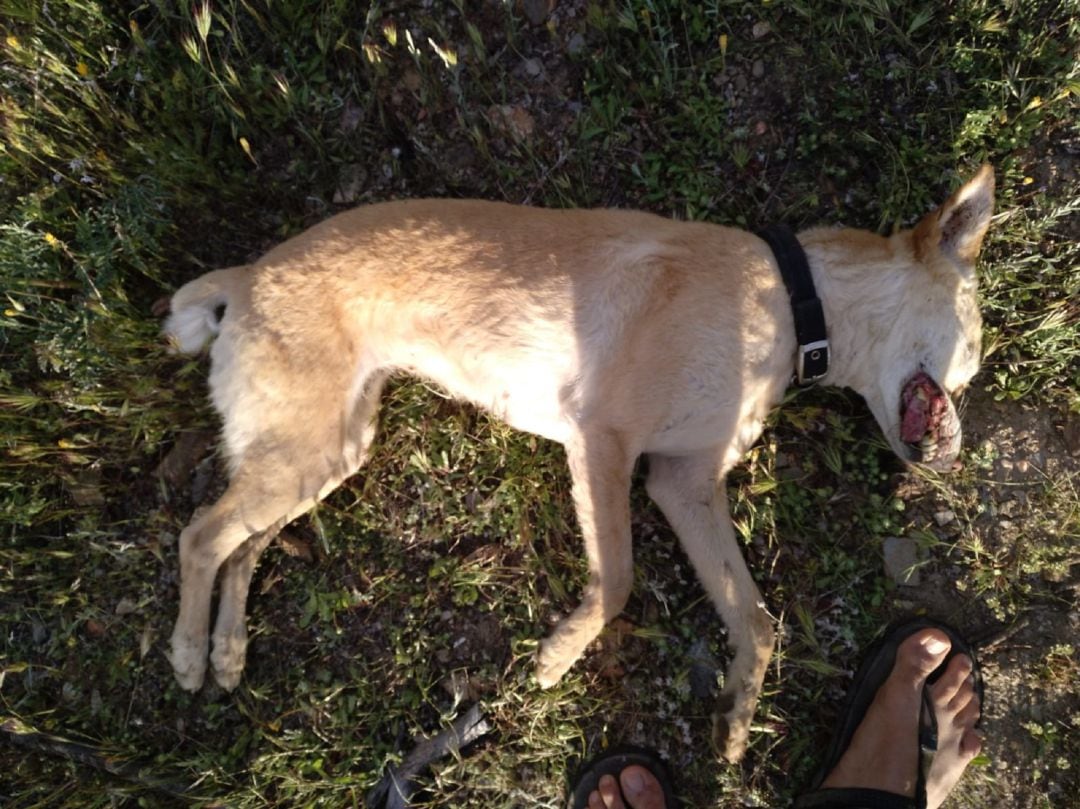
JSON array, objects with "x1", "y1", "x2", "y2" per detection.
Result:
[
  {"x1": 752, "y1": 59, "x2": 765, "y2": 79},
  {"x1": 115, "y1": 598, "x2": 138, "y2": 616},
  {"x1": 567, "y1": 32, "x2": 586, "y2": 57},
  {"x1": 523, "y1": 57, "x2": 542, "y2": 78},
  {"x1": 752, "y1": 21, "x2": 771, "y2": 39},
  {"x1": 1015, "y1": 458, "x2": 1030, "y2": 474},
  {"x1": 883, "y1": 536, "x2": 921, "y2": 586},
  {"x1": 933, "y1": 509, "x2": 956, "y2": 526}
]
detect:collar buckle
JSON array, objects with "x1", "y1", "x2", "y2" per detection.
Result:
[{"x1": 797, "y1": 339, "x2": 830, "y2": 386}]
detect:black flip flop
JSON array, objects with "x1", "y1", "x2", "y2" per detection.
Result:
[
  {"x1": 567, "y1": 744, "x2": 678, "y2": 809},
  {"x1": 794, "y1": 617, "x2": 984, "y2": 809}
]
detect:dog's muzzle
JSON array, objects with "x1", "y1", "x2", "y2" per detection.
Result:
[{"x1": 900, "y1": 372, "x2": 960, "y2": 469}]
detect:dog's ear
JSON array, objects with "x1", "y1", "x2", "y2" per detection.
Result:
[{"x1": 914, "y1": 164, "x2": 995, "y2": 272}]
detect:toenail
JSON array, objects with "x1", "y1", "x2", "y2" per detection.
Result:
[
  {"x1": 922, "y1": 636, "x2": 949, "y2": 656},
  {"x1": 623, "y1": 769, "x2": 646, "y2": 794}
]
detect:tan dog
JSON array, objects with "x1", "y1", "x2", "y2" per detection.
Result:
[{"x1": 164, "y1": 165, "x2": 993, "y2": 762}]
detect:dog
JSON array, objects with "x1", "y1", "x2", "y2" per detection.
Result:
[{"x1": 164, "y1": 165, "x2": 993, "y2": 762}]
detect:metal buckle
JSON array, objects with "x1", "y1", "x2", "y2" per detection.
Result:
[{"x1": 797, "y1": 339, "x2": 830, "y2": 386}]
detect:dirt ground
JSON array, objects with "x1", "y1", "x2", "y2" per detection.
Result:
[{"x1": 936, "y1": 393, "x2": 1079, "y2": 807}]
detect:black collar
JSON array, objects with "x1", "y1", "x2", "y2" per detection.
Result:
[{"x1": 757, "y1": 224, "x2": 830, "y2": 386}]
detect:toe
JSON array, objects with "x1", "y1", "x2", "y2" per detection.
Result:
[
  {"x1": 598, "y1": 773, "x2": 625, "y2": 809},
  {"x1": 960, "y1": 728, "x2": 983, "y2": 758},
  {"x1": 952, "y1": 691, "x2": 981, "y2": 727},
  {"x1": 892, "y1": 629, "x2": 952, "y2": 692},
  {"x1": 588, "y1": 789, "x2": 608, "y2": 809},
  {"x1": 620, "y1": 765, "x2": 667, "y2": 809},
  {"x1": 929, "y1": 654, "x2": 973, "y2": 707}
]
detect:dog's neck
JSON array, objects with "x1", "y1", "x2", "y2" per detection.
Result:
[{"x1": 797, "y1": 226, "x2": 914, "y2": 391}]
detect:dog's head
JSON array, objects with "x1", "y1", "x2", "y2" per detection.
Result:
[{"x1": 831, "y1": 165, "x2": 994, "y2": 471}]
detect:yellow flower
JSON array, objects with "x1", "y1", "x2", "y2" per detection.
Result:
[
  {"x1": 44, "y1": 232, "x2": 59, "y2": 246},
  {"x1": 76, "y1": 61, "x2": 90, "y2": 77},
  {"x1": 5, "y1": 35, "x2": 18, "y2": 49}
]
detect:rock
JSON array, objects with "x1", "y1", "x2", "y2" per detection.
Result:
[
  {"x1": 883, "y1": 536, "x2": 921, "y2": 586},
  {"x1": 752, "y1": 21, "x2": 771, "y2": 39},
  {"x1": 933, "y1": 509, "x2": 956, "y2": 526},
  {"x1": 752, "y1": 59, "x2": 765, "y2": 78},
  {"x1": 567, "y1": 32, "x2": 586, "y2": 57},
  {"x1": 523, "y1": 57, "x2": 542, "y2": 78}
]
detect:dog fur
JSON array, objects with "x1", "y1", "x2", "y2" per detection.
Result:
[{"x1": 164, "y1": 165, "x2": 994, "y2": 762}]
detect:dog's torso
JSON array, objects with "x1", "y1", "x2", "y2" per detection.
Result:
[{"x1": 216, "y1": 199, "x2": 795, "y2": 466}]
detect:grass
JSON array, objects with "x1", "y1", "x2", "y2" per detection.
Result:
[{"x1": 2, "y1": 0, "x2": 1078, "y2": 806}]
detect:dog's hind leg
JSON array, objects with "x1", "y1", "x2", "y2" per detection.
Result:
[
  {"x1": 535, "y1": 429, "x2": 636, "y2": 687},
  {"x1": 645, "y1": 451, "x2": 775, "y2": 763},
  {"x1": 207, "y1": 371, "x2": 389, "y2": 689},
  {"x1": 169, "y1": 470, "x2": 294, "y2": 691}
]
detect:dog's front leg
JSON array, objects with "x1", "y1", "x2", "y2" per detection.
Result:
[
  {"x1": 535, "y1": 430, "x2": 635, "y2": 687},
  {"x1": 645, "y1": 451, "x2": 775, "y2": 763}
]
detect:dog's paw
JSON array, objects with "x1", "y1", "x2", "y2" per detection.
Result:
[
  {"x1": 169, "y1": 632, "x2": 208, "y2": 691},
  {"x1": 534, "y1": 640, "x2": 574, "y2": 688},
  {"x1": 210, "y1": 629, "x2": 247, "y2": 691},
  {"x1": 712, "y1": 691, "x2": 752, "y2": 763}
]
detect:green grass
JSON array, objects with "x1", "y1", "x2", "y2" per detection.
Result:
[{"x1": 2, "y1": 0, "x2": 1078, "y2": 806}]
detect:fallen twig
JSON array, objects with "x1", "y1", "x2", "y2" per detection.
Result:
[
  {"x1": 1, "y1": 715, "x2": 192, "y2": 799},
  {"x1": 367, "y1": 704, "x2": 492, "y2": 809}
]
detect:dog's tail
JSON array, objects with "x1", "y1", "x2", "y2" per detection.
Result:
[{"x1": 163, "y1": 266, "x2": 248, "y2": 354}]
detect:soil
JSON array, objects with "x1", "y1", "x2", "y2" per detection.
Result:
[{"x1": 904, "y1": 390, "x2": 1080, "y2": 807}]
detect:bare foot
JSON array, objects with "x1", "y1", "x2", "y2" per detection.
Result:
[
  {"x1": 821, "y1": 629, "x2": 982, "y2": 809},
  {"x1": 587, "y1": 765, "x2": 667, "y2": 809}
]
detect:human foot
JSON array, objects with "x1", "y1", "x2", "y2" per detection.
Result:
[
  {"x1": 586, "y1": 765, "x2": 667, "y2": 809},
  {"x1": 569, "y1": 747, "x2": 675, "y2": 809},
  {"x1": 816, "y1": 627, "x2": 982, "y2": 809}
]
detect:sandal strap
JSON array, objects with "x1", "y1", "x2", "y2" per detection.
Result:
[{"x1": 794, "y1": 787, "x2": 919, "y2": 809}]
